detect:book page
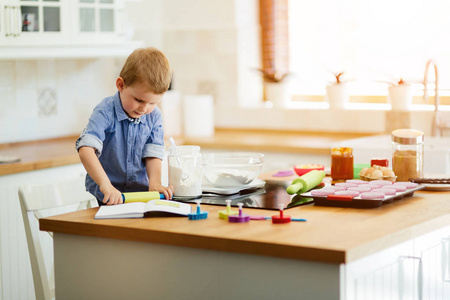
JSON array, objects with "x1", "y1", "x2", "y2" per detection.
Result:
[
  {"x1": 144, "y1": 200, "x2": 191, "y2": 216},
  {"x1": 95, "y1": 202, "x2": 146, "y2": 219}
]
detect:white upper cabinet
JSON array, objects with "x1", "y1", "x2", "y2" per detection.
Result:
[
  {"x1": 0, "y1": 0, "x2": 139, "y2": 58},
  {"x1": 72, "y1": 0, "x2": 124, "y2": 45}
]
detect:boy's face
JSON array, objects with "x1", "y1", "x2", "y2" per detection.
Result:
[{"x1": 116, "y1": 77, "x2": 163, "y2": 119}]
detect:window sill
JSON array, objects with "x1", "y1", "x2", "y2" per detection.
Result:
[{"x1": 263, "y1": 101, "x2": 450, "y2": 111}]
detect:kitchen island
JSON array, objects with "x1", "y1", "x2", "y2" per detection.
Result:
[{"x1": 40, "y1": 189, "x2": 450, "y2": 300}]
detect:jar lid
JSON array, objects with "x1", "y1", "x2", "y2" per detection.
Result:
[{"x1": 391, "y1": 129, "x2": 424, "y2": 144}]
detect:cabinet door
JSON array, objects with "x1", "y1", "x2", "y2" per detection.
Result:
[
  {"x1": 11, "y1": 0, "x2": 69, "y2": 46},
  {"x1": 344, "y1": 240, "x2": 414, "y2": 300},
  {"x1": 414, "y1": 225, "x2": 450, "y2": 300},
  {"x1": 0, "y1": 0, "x2": 20, "y2": 45},
  {"x1": 71, "y1": 0, "x2": 123, "y2": 45}
]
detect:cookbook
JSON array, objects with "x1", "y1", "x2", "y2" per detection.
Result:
[{"x1": 94, "y1": 199, "x2": 191, "y2": 219}]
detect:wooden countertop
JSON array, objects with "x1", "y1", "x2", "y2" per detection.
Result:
[
  {"x1": 0, "y1": 135, "x2": 80, "y2": 176},
  {"x1": 0, "y1": 129, "x2": 375, "y2": 176},
  {"x1": 184, "y1": 128, "x2": 375, "y2": 154},
  {"x1": 40, "y1": 189, "x2": 450, "y2": 264}
]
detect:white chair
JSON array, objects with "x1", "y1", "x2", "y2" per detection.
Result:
[{"x1": 18, "y1": 177, "x2": 97, "y2": 300}]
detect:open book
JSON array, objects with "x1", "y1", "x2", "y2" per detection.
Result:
[{"x1": 94, "y1": 199, "x2": 191, "y2": 219}]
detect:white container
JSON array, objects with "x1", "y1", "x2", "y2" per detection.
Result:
[
  {"x1": 168, "y1": 146, "x2": 202, "y2": 199},
  {"x1": 326, "y1": 83, "x2": 349, "y2": 110},
  {"x1": 183, "y1": 95, "x2": 214, "y2": 137},
  {"x1": 159, "y1": 90, "x2": 182, "y2": 137},
  {"x1": 388, "y1": 84, "x2": 413, "y2": 111},
  {"x1": 264, "y1": 81, "x2": 290, "y2": 107}
]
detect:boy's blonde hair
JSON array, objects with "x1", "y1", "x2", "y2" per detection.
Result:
[{"x1": 119, "y1": 47, "x2": 171, "y2": 94}]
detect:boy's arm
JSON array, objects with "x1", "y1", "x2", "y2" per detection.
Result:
[
  {"x1": 145, "y1": 157, "x2": 173, "y2": 200},
  {"x1": 78, "y1": 146, "x2": 122, "y2": 205}
]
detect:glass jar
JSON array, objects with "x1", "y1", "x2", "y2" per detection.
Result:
[
  {"x1": 331, "y1": 147, "x2": 354, "y2": 181},
  {"x1": 168, "y1": 145, "x2": 202, "y2": 199},
  {"x1": 391, "y1": 129, "x2": 424, "y2": 182}
]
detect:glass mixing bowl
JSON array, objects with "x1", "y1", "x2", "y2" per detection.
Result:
[{"x1": 202, "y1": 152, "x2": 264, "y2": 188}]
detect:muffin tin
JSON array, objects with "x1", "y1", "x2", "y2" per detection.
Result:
[{"x1": 300, "y1": 183, "x2": 425, "y2": 208}]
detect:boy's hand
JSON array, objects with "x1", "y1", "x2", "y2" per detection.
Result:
[
  {"x1": 100, "y1": 183, "x2": 123, "y2": 205},
  {"x1": 149, "y1": 184, "x2": 174, "y2": 200}
]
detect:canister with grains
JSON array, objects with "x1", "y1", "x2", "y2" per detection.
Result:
[{"x1": 391, "y1": 129, "x2": 424, "y2": 182}]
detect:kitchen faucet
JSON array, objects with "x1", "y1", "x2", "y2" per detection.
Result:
[{"x1": 423, "y1": 59, "x2": 449, "y2": 136}]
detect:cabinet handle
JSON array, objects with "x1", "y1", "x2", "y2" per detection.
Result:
[
  {"x1": 399, "y1": 256, "x2": 423, "y2": 300},
  {"x1": 13, "y1": 6, "x2": 21, "y2": 37},
  {"x1": 443, "y1": 238, "x2": 450, "y2": 282},
  {"x1": 4, "y1": 5, "x2": 11, "y2": 37}
]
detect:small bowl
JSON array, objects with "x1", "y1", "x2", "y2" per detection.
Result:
[
  {"x1": 202, "y1": 152, "x2": 264, "y2": 187},
  {"x1": 293, "y1": 164, "x2": 325, "y2": 176}
]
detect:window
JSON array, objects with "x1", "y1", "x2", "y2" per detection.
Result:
[{"x1": 288, "y1": 0, "x2": 450, "y2": 101}]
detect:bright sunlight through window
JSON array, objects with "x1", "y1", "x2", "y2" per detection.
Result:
[{"x1": 288, "y1": 0, "x2": 450, "y2": 97}]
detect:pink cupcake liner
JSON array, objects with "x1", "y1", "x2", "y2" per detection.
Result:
[
  {"x1": 345, "y1": 179, "x2": 367, "y2": 185},
  {"x1": 323, "y1": 185, "x2": 347, "y2": 191},
  {"x1": 369, "y1": 180, "x2": 393, "y2": 186},
  {"x1": 390, "y1": 184, "x2": 407, "y2": 192},
  {"x1": 360, "y1": 192, "x2": 385, "y2": 200},
  {"x1": 336, "y1": 190, "x2": 360, "y2": 197},
  {"x1": 311, "y1": 189, "x2": 335, "y2": 196},
  {"x1": 367, "y1": 183, "x2": 382, "y2": 189},
  {"x1": 393, "y1": 182, "x2": 418, "y2": 189},
  {"x1": 372, "y1": 188, "x2": 397, "y2": 195},
  {"x1": 348, "y1": 186, "x2": 372, "y2": 193},
  {"x1": 335, "y1": 182, "x2": 358, "y2": 188}
]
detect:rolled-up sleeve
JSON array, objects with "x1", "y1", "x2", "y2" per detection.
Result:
[
  {"x1": 142, "y1": 143, "x2": 165, "y2": 160},
  {"x1": 75, "y1": 106, "x2": 111, "y2": 156},
  {"x1": 76, "y1": 132, "x2": 104, "y2": 156}
]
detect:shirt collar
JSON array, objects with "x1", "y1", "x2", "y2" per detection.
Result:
[{"x1": 113, "y1": 92, "x2": 147, "y2": 124}]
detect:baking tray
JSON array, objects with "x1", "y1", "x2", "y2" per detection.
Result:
[{"x1": 300, "y1": 184, "x2": 426, "y2": 208}]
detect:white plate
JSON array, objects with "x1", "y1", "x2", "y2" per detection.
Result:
[
  {"x1": 202, "y1": 179, "x2": 266, "y2": 195},
  {"x1": 421, "y1": 183, "x2": 450, "y2": 191}
]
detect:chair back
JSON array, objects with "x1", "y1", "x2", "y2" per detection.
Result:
[{"x1": 18, "y1": 177, "x2": 96, "y2": 300}]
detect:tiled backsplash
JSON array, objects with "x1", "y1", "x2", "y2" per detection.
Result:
[{"x1": 0, "y1": 59, "x2": 121, "y2": 143}]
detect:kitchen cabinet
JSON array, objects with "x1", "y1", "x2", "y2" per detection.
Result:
[
  {"x1": 40, "y1": 190, "x2": 450, "y2": 300},
  {"x1": 0, "y1": 0, "x2": 138, "y2": 59},
  {"x1": 1, "y1": 0, "x2": 68, "y2": 46},
  {"x1": 344, "y1": 224, "x2": 450, "y2": 300}
]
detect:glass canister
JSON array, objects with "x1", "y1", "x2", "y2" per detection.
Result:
[
  {"x1": 391, "y1": 129, "x2": 424, "y2": 182},
  {"x1": 331, "y1": 147, "x2": 354, "y2": 181},
  {"x1": 168, "y1": 145, "x2": 202, "y2": 199}
]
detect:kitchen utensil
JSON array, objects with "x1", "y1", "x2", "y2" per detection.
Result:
[
  {"x1": 122, "y1": 191, "x2": 165, "y2": 203},
  {"x1": 286, "y1": 170, "x2": 326, "y2": 195}
]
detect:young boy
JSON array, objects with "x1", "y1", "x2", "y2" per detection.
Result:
[{"x1": 76, "y1": 47, "x2": 173, "y2": 205}]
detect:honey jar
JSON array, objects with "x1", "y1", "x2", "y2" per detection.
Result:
[
  {"x1": 331, "y1": 147, "x2": 354, "y2": 181},
  {"x1": 391, "y1": 129, "x2": 424, "y2": 182}
]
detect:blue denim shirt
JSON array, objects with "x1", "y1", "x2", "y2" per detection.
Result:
[{"x1": 75, "y1": 92, "x2": 165, "y2": 200}]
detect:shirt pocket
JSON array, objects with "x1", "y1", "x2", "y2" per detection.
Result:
[{"x1": 136, "y1": 124, "x2": 152, "y2": 158}]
